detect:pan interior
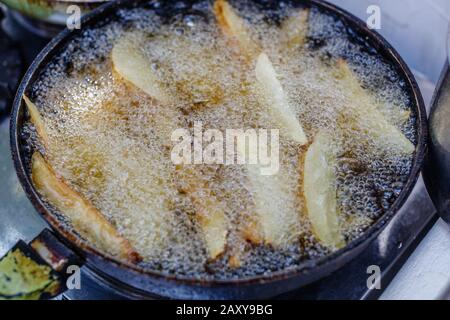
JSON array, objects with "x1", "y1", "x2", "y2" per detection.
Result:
[{"x1": 20, "y1": 0, "x2": 418, "y2": 280}]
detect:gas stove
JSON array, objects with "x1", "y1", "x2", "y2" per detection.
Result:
[{"x1": 0, "y1": 1, "x2": 447, "y2": 300}]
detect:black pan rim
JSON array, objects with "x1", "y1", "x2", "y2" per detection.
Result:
[{"x1": 10, "y1": 0, "x2": 428, "y2": 288}]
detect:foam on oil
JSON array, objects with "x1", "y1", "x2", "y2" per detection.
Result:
[{"x1": 24, "y1": 0, "x2": 416, "y2": 279}]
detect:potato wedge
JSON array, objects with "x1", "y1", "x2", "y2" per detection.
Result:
[
  {"x1": 302, "y1": 132, "x2": 344, "y2": 248},
  {"x1": 255, "y1": 53, "x2": 307, "y2": 145},
  {"x1": 177, "y1": 167, "x2": 228, "y2": 259},
  {"x1": 213, "y1": 0, "x2": 260, "y2": 61},
  {"x1": 237, "y1": 143, "x2": 299, "y2": 247},
  {"x1": 214, "y1": 1, "x2": 306, "y2": 246},
  {"x1": 112, "y1": 37, "x2": 229, "y2": 259},
  {"x1": 227, "y1": 218, "x2": 261, "y2": 268},
  {"x1": 280, "y1": 9, "x2": 309, "y2": 51},
  {"x1": 23, "y1": 95, "x2": 50, "y2": 150},
  {"x1": 198, "y1": 207, "x2": 228, "y2": 260},
  {"x1": 249, "y1": 171, "x2": 285, "y2": 246},
  {"x1": 31, "y1": 152, "x2": 141, "y2": 263},
  {"x1": 240, "y1": 215, "x2": 263, "y2": 244},
  {"x1": 214, "y1": 1, "x2": 308, "y2": 145},
  {"x1": 179, "y1": 172, "x2": 228, "y2": 260},
  {"x1": 111, "y1": 34, "x2": 172, "y2": 104},
  {"x1": 335, "y1": 59, "x2": 414, "y2": 154},
  {"x1": 245, "y1": 166, "x2": 299, "y2": 247}
]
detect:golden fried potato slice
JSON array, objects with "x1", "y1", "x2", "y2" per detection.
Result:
[
  {"x1": 227, "y1": 217, "x2": 262, "y2": 268},
  {"x1": 246, "y1": 167, "x2": 299, "y2": 247},
  {"x1": 213, "y1": 0, "x2": 260, "y2": 61},
  {"x1": 145, "y1": 119, "x2": 229, "y2": 260},
  {"x1": 335, "y1": 59, "x2": 414, "y2": 154},
  {"x1": 177, "y1": 167, "x2": 228, "y2": 260},
  {"x1": 214, "y1": 1, "x2": 308, "y2": 145},
  {"x1": 31, "y1": 152, "x2": 141, "y2": 263},
  {"x1": 182, "y1": 174, "x2": 229, "y2": 260},
  {"x1": 23, "y1": 95, "x2": 50, "y2": 150},
  {"x1": 198, "y1": 206, "x2": 228, "y2": 260},
  {"x1": 111, "y1": 34, "x2": 172, "y2": 104},
  {"x1": 249, "y1": 170, "x2": 290, "y2": 246},
  {"x1": 240, "y1": 215, "x2": 263, "y2": 245},
  {"x1": 214, "y1": 1, "x2": 307, "y2": 247},
  {"x1": 237, "y1": 143, "x2": 299, "y2": 247},
  {"x1": 279, "y1": 9, "x2": 309, "y2": 51},
  {"x1": 255, "y1": 53, "x2": 308, "y2": 145},
  {"x1": 302, "y1": 132, "x2": 345, "y2": 248},
  {"x1": 112, "y1": 36, "x2": 229, "y2": 259}
]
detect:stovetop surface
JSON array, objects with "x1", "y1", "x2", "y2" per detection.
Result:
[{"x1": 0, "y1": 4, "x2": 439, "y2": 300}]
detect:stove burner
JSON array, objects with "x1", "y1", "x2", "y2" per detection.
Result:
[{"x1": 0, "y1": 10, "x2": 23, "y2": 117}]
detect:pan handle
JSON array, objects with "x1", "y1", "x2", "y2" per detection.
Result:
[{"x1": 0, "y1": 229, "x2": 83, "y2": 300}]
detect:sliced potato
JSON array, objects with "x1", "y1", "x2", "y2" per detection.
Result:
[
  {"x1": 255, "y1": 53, "x2": 307, "y2": 145},
  {"x1": 23, "y1": 95, "x2": 49, "y2": 150},
  {"x1": 246, "y1": 166, "x2": 299, "y2": 247},
  {"x1": 214, "y1": 1, "x2": 308, "y2": 146},
  {"x1": 280, "y1": 9, "x2": 309, "y2": 51},
  {"x1": 302, "y1": 132, "x2": 344, "y2": 248},
  {"x1": 227, "y1": 227, "x2": 257, "y2": 268},
  {"x1": 335, "y1": 59, "x2": 414, "y2": 154},
  {"x1": 227, "y1": 218, "x2": 261, "y2": 268},
  {"x1": 177, "y1": 167, "x2": 228, "y2": 259},
  {"x1": 237, "y1": 142, "x2": 299, "y2": 247},
  {"x1": 240, "y1": 215, "x2": 263, "y2": 244},
  {"x1": 113, "y1": 39, "x2": 229, "y2": 259},
  {"x1": 111, "y1": 34, "x2": 172, "y2": 104},
  {"x1": 213, "y1": 0, "x2": 260, "y2": 61},
  {"x1": 248, "y1": 169, "x2": 286, "y2": 246},
  {"x1": 198, "y1": 207, "x2": 228, "y2": 260},
  {"x1": 31, "y1": 152, "x2": 141, "y2": 263}
]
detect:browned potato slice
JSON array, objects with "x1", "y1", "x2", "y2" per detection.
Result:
[
  {"x1": 111, "y1": 34, "x2": 172, "y2": 104},
  {"x1": 180, "y1": 174, "x2": 228, "y2": 260},
  {"x1": 302, "y1": 132, "x2": 344, "y2": 248},
  {"x1": 240, "y1": 216, "x2": 263, "y2": 245},
  {"x1": 335, "y1": 59, "x2": 414, "y2": 154},
  {"x1": 111, "y1": 35, "x2": 229, "y2": 259},
  {"x1": 227, "y1": 217, "x2": 262, "y2": 268},
  {"x1": 197, "y1": 206, "x2": 228, "y2": 260},
  {"x1": 237, "y1": 143, "x2": 300, "y2": 247},
  {"x1": 31, "y1": 152, "x2": 141, "y2": 263},
  {"x1": 280, "y1": 9, "x2": 309, "y2": 51},
  {"x1": 249, "y1": 170, "x2": 293, "y2": 246},
  {"x1": 23, "y1": 95, "x2": 49, "y2": 150},
  {"x1": 213, "y1": 0, "x2": 260, "y2": 62},
  {"x1": 177, "y1": 167, "x2": 228, "y2": 259},
  {"x1": 214, "y1": 1, "x2": 307, "y2": 247},
  {"x1": 214, "y1": 0, "x2": 309, "y2": 58},
  {"x1": 255, "y1": 53, "x2": 308, "y2": 145},
  {"x1": 214, "y1": 1, "x2": 308, "y2": 145}
]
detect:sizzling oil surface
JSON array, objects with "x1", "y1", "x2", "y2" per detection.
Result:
[{"x1": 24, "y1": 0, "x2": 416, "y2": 279}]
